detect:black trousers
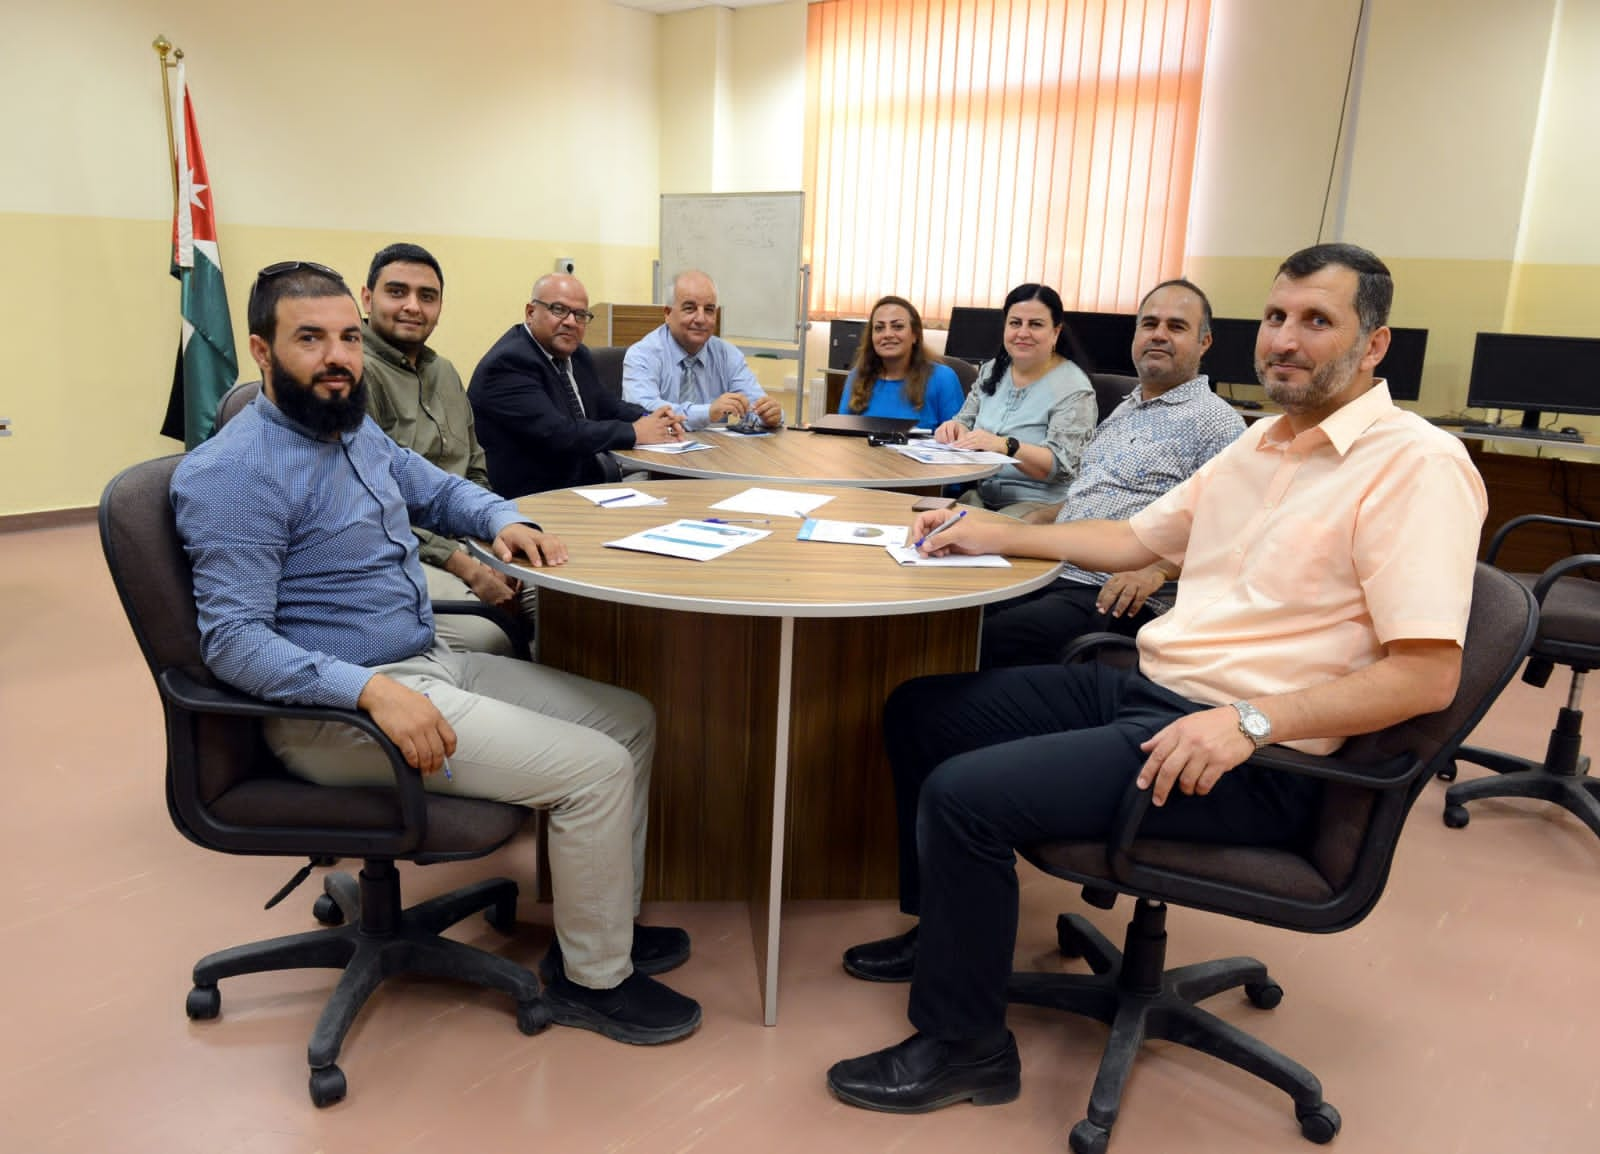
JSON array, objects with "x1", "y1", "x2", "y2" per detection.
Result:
[
  {"x1": 979, "y1": 580, "x2": 1151, "y2": 670},
  {"x1": 883, "y1": 663, "x2": 1321, "y2": 1041}
]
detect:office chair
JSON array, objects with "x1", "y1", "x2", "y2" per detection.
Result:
[
  {"x1": 587, "y1": 345, "x2": 627, "y2": 402},
  {"x1": 1441, "y1": 514, "x2": 1600, "y2": 838},
  {"x1": 99, "y1": 455, "x2": 549, "y2": 1108},
  {"x1": 934, "y1": 353, "x2": 979, "y2": 395},
  {"x1": 214, "y1": 379, "x2": 261, "y2": 428},
  {"x1": 1087, "y1": 373, "x2": 1139, "y2": 424},
  {"x1": 1011, "y1": 563, "x2": 1536, "y2": 1153}
]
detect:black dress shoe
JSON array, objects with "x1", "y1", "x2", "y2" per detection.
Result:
[
  {"x1": 842, "y1": 925, "x2": 918, "y2": 983},
  {"x1": 827, "y1": 1031, "x2": 1021, "y2": 1113},
  {"x1": 540, "y1": 923, "x2": 692, "y2": 984},
  {"x1": 543, "y1": 971, "x2": 702, "y2": 1046}
]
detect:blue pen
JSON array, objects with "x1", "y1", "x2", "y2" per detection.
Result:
[
  {"x1": 704, "y1": 517, "x2": 770, "y2": 525},
  {"x1": 913, "y1": 508, "x2": 968, "y2": 550},
  {"x1": 597, "y1": 492, "x2": 637, "y2": 506},
  {"x1": 421, "y1": 692, "x2": 453, "y2": 779}
]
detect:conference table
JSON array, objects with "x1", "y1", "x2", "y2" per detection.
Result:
[
  {"x1": 482, "y1": 480, "x2": 1061, "y2": 1023},
  {"x1": 611, "y1": 424, "x2": 1002, "y2": 488}
]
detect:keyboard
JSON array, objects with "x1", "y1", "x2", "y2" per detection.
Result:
[
  {"x1": 1460, "y1": 424, "x2": 1585, "y2": 444},
  {"x1": 1427, "y1": 416, "x2": 1477, "y2": 427}
]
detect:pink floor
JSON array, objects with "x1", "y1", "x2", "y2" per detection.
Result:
[{"x1": 3, "y1": 521, "x2": 1598, "y2": 1153}]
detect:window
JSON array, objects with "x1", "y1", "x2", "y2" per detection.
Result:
[{"x1": 804, "y1": 0, "x2": 1211, "y2": 321}]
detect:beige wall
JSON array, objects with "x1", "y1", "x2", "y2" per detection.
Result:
[
  {"x1": 1, "y1": 0, "x2": 661, "y2": 517},
  {"x1": 7, "y1": 0, "x2": 1599, "y2": 517}
]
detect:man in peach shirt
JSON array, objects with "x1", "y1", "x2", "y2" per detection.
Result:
[{"x1": 828, "y1": 243, "x2": 1487, "y2": 1113}]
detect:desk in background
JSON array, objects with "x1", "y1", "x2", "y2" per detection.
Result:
[{"x1": 503, "y1": 481, "x2": 1061, "y2": 1023}]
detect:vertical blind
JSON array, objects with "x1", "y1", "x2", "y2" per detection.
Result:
[{"x1": 804, "y1": 0, "x2": 1211, "y2": 322}]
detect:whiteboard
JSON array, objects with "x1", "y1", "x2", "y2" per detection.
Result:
[{"x1": 659, "y1": 192, "x2": 804, "y2": 344}]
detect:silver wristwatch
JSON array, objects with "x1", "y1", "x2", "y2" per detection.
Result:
[{"x1": 1232, "y1": 701, "x2": 1272, "y2": 749}]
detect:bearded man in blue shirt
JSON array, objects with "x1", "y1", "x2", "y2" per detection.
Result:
[{"x1": 170, "y1": 261, "x2": 700, "y2": 1046}]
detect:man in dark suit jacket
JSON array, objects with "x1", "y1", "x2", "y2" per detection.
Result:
[{"x1": 468, "y1": 274, "x2": 679, "y2": 497}]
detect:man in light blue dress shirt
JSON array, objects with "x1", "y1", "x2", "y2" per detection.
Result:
[
  {"x1": 622, "y1": 269, "x2": 784, "y2": 431},
  {"x1": 171, "y1": 261, "x2": 702, "y2": 1047}
]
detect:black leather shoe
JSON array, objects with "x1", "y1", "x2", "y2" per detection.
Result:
[
  {"x1": 543, "y1": 971, "x2": 702, "y2": 1046},
  {"x1": 540, "y1": 923, "x2": 692, "y2": 984},
  {"x1": 842, "y1": 925, "x2": 918, "y2": 983},
  {"x1": 827, "y1": 1031, "x2": 1021, "y2": 1113}
]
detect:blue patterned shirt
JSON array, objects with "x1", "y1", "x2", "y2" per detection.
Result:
[
  {"x1": 171, "y1": 394, "x2": 529, "y2": 708},
  {"x1": 622, "y1": 324, "x2": 770, "y2": 430},
  {"x1": 1055, "y1": 375, "x2": 1245, "y2": 585}
]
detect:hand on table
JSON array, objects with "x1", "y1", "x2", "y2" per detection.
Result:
[
  {"x1": 634, "y1": 405, "x2": 683, "y2": 444},
  {"x1": 909, "y1": 508, "x2": 1003, "y2": 556},
  {"x1": 709, "y1": 394, "x2": 749, "y2": 423},
  {"x1": 496, "y1": 523, "x2": 568, "y2": 567}
]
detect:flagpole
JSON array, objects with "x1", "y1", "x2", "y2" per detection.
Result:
[{"x1": 152, "y1": 35, "x2": 182, "y2": 208}]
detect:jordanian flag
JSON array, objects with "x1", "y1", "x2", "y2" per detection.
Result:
[{"x1": 160, "y1": 60, "x2": 238, "y2": 448}]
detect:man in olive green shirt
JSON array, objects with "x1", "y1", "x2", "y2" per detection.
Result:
[{"x1": 361, "y1": 243, "x2": 535, "y2": 656}]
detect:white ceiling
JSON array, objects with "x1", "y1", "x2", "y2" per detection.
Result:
[{"x1": 613, "y1": 0, "x2": 792, "y2": 13}]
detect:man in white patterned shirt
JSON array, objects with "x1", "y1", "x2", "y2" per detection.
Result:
[{"x1": 979, "y1": 279, "x2": 1245, "y2": 668}]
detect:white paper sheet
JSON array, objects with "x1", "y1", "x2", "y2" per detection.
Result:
[
  {"x1": 572, "y1": 487, "x2": 667, "y2": 508},
  {"x1": 891, "y1": 444, "x2": 1014, "y2": 466},
  {"x1": 797, "y1": 519, "x2": 908, "y2": 547},
  {"x1": 885, "y1": 544, "x2": 1012, "y2": 567},
  {"x1": 604, "y1": 519, "x2": 771, "y2": 562},
  {"x1": 632, "y1": 440, "x2": 714, "y2": 454},
  {"x1": 709, "y1": 488, "x2": 837, "y2": 518}
]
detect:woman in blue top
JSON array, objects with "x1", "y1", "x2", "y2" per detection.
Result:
[
  {"x1": 935, "y1": 283, "x2": 1096, "y2": 518},
  {"x1": 838, "y1": 296, "x2": 964, "y2": 428}
]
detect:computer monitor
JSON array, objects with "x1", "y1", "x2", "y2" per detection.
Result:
[
  {"x1": 829, "y1": 318, "x2": 867, "y2": 371},
  {"x1": 944, "y1": 307, "x2": 1005, "y2": 363},
  {"x1": 1467, "y1": 332, "x2": 1600, "y2": 430},
  {"x1": 1203, "y1": 319, "x2": 1427, "y2": 401},
  {"x1": 1377, "y1": 327, "x2": 1427, "y2": 402},
  {"x1": 1061, "y1": 311, "x2": 1138, "y2": 375},
  {"x1": 1200, "y1": 317, "x2": 1261, "y2": 388}
]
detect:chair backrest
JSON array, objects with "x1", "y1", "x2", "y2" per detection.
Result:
[
  {"x1": 933, "y1": 354, "x2": 979, "y2": 395},
  {"x1": 215, "y1": 380, "x2": 262, "y2": 430},
  {"x1": 588, "y1": 346, "x2": 626, "y2": 401},
  {"x1": 1088, "y1": 373, "x2": 1139, "y2": 424}
]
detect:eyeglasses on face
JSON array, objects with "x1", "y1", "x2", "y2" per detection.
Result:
[{"x1": 531, "y1": 299, "x2": 596, "y2": 325}]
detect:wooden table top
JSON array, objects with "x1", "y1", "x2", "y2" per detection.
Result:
[
  {"x1": 480, "y1": 480, "x2": 1061, "y2": 618},
  {"x1": 611, "y1": 426, "x2": 1003, "y2": 488}
]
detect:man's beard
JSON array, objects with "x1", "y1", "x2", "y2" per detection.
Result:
[
  {"x1": 1257, "y1": 338, "x2": 1364, "y2": 413},
  {"x1": 270, "y1": 352, "x2": 368, "y2": 436}
]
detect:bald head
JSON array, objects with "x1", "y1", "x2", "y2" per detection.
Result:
[{"x1": 525, "y1": 273, "x2": 592, "y2": 356}]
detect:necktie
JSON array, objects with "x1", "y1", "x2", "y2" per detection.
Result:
[
  {"x1": 681, "y1": 355, "x2": 699, "y2": 404},
  {"x1": 552, "y1": 357, "x2": 586, "y2": 419}
]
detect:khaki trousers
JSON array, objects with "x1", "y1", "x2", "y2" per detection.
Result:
[
  {"x1": 264, "y1": 644, "x2": 654, "y2": 989},
  {"x1": 422, "y1": 562, "x2": 538, "y2": 659}
]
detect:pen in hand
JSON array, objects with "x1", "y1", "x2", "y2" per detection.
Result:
[{"x1": 914, "y1": 508, "x2": 969, "y2": 551}]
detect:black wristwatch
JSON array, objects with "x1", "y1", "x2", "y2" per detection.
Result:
[{"x1": 1004, "y1": 436, "x2": 1020, "y2": 457}]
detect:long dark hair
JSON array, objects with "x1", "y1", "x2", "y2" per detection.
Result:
[
  {"x1": 847, "y1": 295, "x2": 932, "y2": 413},
  {"x1": 979, "y1": 283, "x2": 1088, "y2": 394}
]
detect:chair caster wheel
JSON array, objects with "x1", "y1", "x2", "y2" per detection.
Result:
[
  {"x1": 1443, "y1": 804, "x2": 1470, "y2": 829},
  {"x1": 485, "y1": 900, "x2": 517, "y2": 935},
  {"x1": 1068, "y1": 1118, "x2": 1110, "y2": 1154},
  {"x1": 1297, "y1": 1101, "x2": 1341, "y2": 1143},
  {"x1": 1435, "y1": 761, "x2": 1458, "y2": 782},
  {"x1": 311, "y1": 893, "x2": 345, "y2": 926},
  {"x1": 185, "y1": 984, "x2": 220, "y2": 1020},
  {"x1": 309, "y1": 1064, "x2": 347, "y2": 1108},
  {"x1": 1245, "y1": 979, "x2": 1284, "y2": 1010},
  {"x1": 517, "y1": 998, "x2": 552, "y2": 1035}
]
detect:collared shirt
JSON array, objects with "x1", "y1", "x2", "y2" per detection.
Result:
[
  {"x1": 171, "y1": 393, "x2": 528, "y2": 709},
  {"x1": 362, "y1": 321, "x2": 493, "y2": 568},
  {"x1": 622, "y1": 324, "x2": 769, "y2": 430},
  {"x1": 1129, "y1": 382, "x2": 1487, "y2": 752},
  {"x1": 1055, "y1": 376, "x2": 1245, "y2": 585},
  {"x1": 952, "y1": 358, "x2": 1098, "y2": 506}
]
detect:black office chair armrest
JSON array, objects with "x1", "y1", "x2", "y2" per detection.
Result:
[
  {"x1": 596, "y1": 452, "x2": 623, "y2": 483},
  {"x1": 1483, "y1": 513, "x2": 1600, "y2": 566},
  {"x1": 1060, "y1": 632, "x2": 1139, "y2": 665},
  {"x1": 1103, "y1": 744, "x2": 1417, "y2": 882},
  {"x1": 158, "y1": 667, "x2": 430, "y2": 855},
  {"x1": 431, "y1": 599, "x2": 532, "y2": 660},
  {"x1": 1529, "y1": 553, "x2": 1600, "y2": 604}
]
